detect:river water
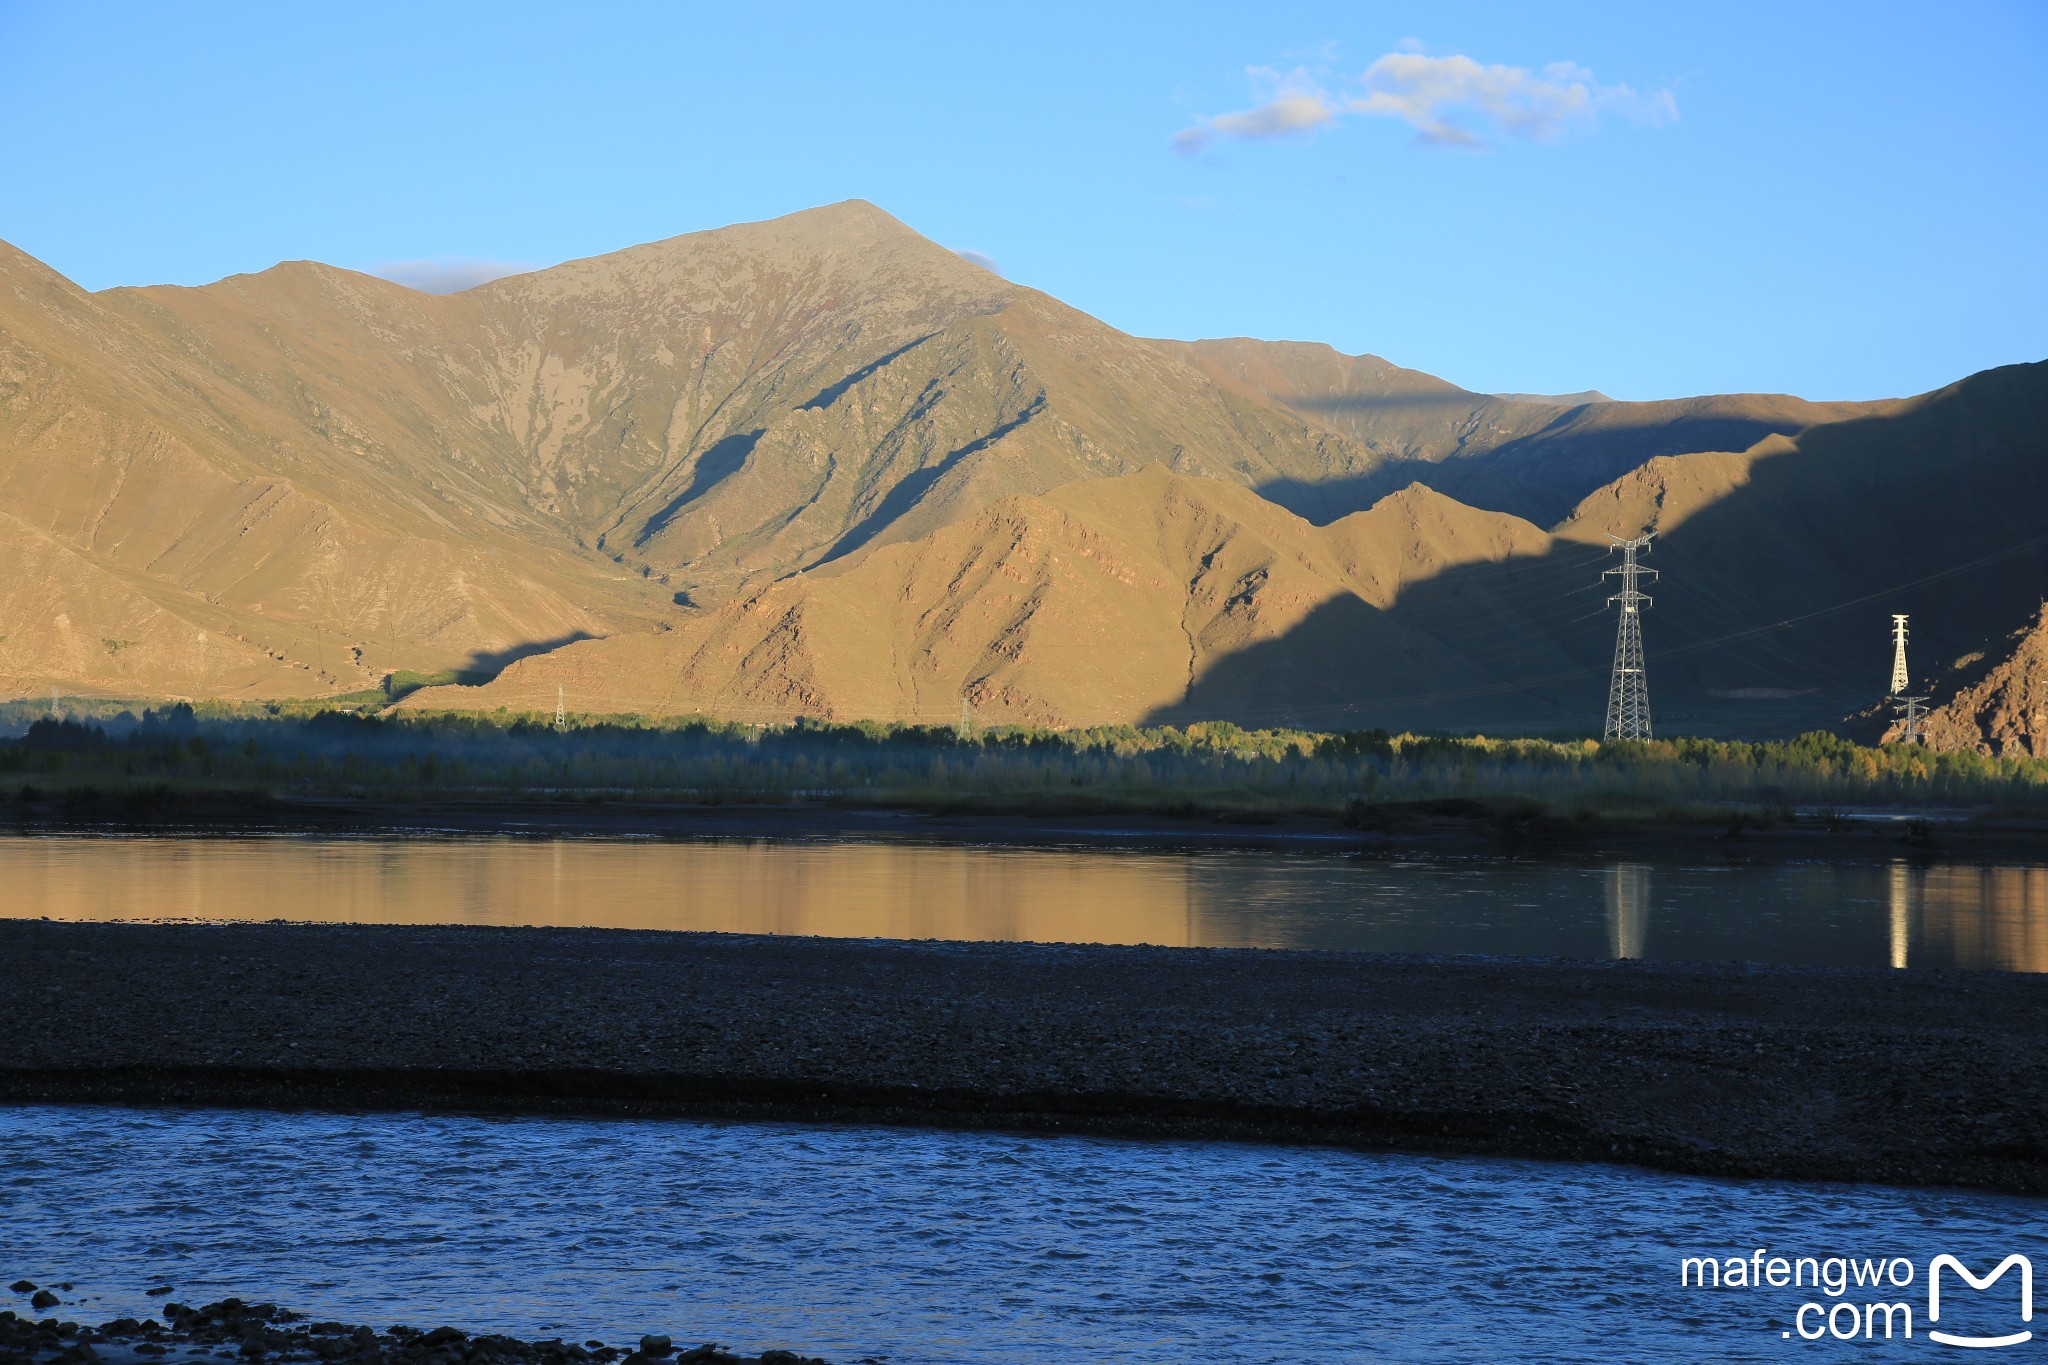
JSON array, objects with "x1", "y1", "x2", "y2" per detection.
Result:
[
  {"x1": 4, "y1": 1104, "x2": 2042, "y2": 1364},
  {"x1": 10, "y1": 837, "x2": 2045, "y2": 1361},
  {"x1": 2, "y1": 833, "x2": 2045, "y2": 970}
]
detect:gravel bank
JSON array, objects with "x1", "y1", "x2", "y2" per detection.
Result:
[
  {"x1": 3, "y1": 920, "x2": 2045, "y2": 1192},
  {"x1": 17, "y1": 791, "x2": 2048, "y2": 863}
]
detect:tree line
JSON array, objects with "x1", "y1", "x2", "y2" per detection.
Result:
[{"x1": 1, "y1": 701, "x2": 2040, "y2": 818}]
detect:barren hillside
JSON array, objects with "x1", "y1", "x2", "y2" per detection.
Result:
[
  {"x1": 4, "y1": 202, "x2": 2041, "y2": 738},
  {"x1": 405, "y1": 466, "x2": 1558, "y2": 728},
  {"x1": 421, "y1": 363, "x2": 2048, "y2": 734}
]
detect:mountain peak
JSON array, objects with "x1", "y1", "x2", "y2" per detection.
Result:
[
  {"x1": 476, "y1": 198, "x2": 999, "y2": 307},
  {"x1": 782, "y1": 197, "x2": 905, "y2": 228},
  {"x1": 672, "y1": 197, "x2": 926, "y2": 247}
]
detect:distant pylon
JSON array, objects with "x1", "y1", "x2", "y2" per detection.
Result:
[
  {"x1": 554, "y1": 685, "x2": 567, "y2": 733},
  {"x1": 48, "y1": 686, "x2": 58, "y2": 720},
  {"x1": 1887, "y1": 613, "x2": 1929, "y2": 744},
  {"x1": 1895, "y1": 694, "x2": 1929, "y2": 745},
  {"x1": 1602, "y1": 533, "x2": 1658, "y2": 741}
]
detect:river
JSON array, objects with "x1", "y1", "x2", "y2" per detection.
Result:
[
  {"x1": 2, "y1": 833, "x2": 2044, "y2": 970},
  {"x1": 4, "y1": 1104, "x2": 2041, "y2": 1363}
]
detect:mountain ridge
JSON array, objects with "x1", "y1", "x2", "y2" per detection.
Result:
[{"x1": 4, "y1": 202, "x2": 2041, "y2": 742}]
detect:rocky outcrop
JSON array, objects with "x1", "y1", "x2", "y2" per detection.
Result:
[{"x1": 1904, "y1": 603, "x2": 2048, "y2": 755}]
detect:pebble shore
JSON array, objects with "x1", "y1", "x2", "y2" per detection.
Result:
[{"x1": 4, "y1": 919, "x2": 2045, "y2": 1191}]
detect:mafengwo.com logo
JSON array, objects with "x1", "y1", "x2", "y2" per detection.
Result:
[{"x1": 1680, "y1": 1249, "x2": 2033, "y2": 1346}]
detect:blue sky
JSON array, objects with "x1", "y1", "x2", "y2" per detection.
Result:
[{"x1": 1, "y1": 1, "x2": 2042, "y2": 401}]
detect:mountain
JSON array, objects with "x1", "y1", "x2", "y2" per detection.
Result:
[
  {"x1": 403, "y1": 466, "x2": 1557, "y2": 728},
  {"x1": 428, "y1": 363, "x2": 2048, "y2": 735},
  {"x1": 3, "y1": 200, "x2": 2041, "y2": 739},
  {"x1": 106, "y1": 202, "x2": 1391, "y2": 603},
  {"x1": 1155, "y1": 337, "x2": 1898, "y2": 526},
  {"x1": 0, "y1": 240, "x2": 645, "y2": 700},
  {"x1": 7, "y1": 200, "x2": 1431, "y2": 703},
  {"x1": 1542, "y1": 360, "x2": 2048, "y2": 735}
]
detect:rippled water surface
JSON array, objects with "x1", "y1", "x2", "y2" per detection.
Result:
[
  {"x1": 4, "y1": 1105, "x2": 2042, "y2": 1363},
  {"x1": 4, "y1": 833, "x2": 2048, "y2": 970}
]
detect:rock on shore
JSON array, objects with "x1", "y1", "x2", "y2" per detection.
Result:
[{"x1": 0, "y1": 1294, "x2": 825, "y2": 1365}]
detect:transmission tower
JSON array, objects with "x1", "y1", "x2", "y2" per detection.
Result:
[
  {"x1": 1895, "y1": 695, "x2": 1929, "y2": 745},
  {"x1": 48, "y1": 686, "x2": 58, "y2": 720},
  {"x1": 1602, "y1": 533, "x2": 1658, "y2": 740},
  {"x1": 1887, "y1": 613, "x2": 1929, "y2": 744},
  {"x1": 554, "y1": 685, "x2": 567, "y2": 734}
]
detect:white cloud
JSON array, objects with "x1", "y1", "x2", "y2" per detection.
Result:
[
  {"x1": 1173, "y1": 67, "x2": 1340, "y2": 155},
  {"x1": 1174, "y1": 49, "x2": 1676, "y2": 155},
  {"x1": 369, "y1": 258, "x2": 535, "y2": 293},
  {"x1": 952, "y1": 248, "x2": 1004, "y2": 276},
  {"x1": 1349, "y1": 52, "x2": 1677, "y2": 147}
]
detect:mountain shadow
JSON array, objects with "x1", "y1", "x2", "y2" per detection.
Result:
[
  {"x1": 460, "y1": 633, "x2": 600, "y2": 676},
  {"x1": 1142, "y1": 550, "x2": 1616, "y2": 735},
  {"x1": 1154, "y1": 362, "x2": 2048, "y2": 738},
  {"x1": 381, "y1": 632, "x2": 600, "y2": 700},
  {"x1": 634, "y1": 430, "x2": 764, "y2": 546},
  {"x1": 798, "y1": 334, "x2": 939, "y2": 410},
  {"x1": 1257, "y1": 410, "x2": 1845, "y2": 530},
  {"x1": 811, "y1": 394, "x2": 1047, "y2": 569}
]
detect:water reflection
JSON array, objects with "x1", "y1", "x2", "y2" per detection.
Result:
[
  {"x1": 0, "y1": 837, "x2": 1202, "y2": 945},
  {"x1": 1889, "y1": 862, "x2": 1911, "y2": 969},
  {"x1": 1604, "y1": 864, "x2": 1650, "y2": 960},
  {"x1": 4, "y1": 835, "x2": 2048, "y2": 972},
  {"x1": 1914, "y1": 862, "x2": 2048, "y2": 973}
]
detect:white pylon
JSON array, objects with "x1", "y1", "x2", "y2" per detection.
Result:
[
  {"x1": 554, "y1": 685, "x2": 567, "y2": 733},
  {"x1": 1602, "y1": 533, "x2": 1657, "y2": 740},
  {"x1": 1887, "y1": 614, "x2": 1929, "y2": 745}
]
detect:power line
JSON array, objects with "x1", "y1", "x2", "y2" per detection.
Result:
[
  {"x1": 1647, "y1": 542, "x2": 1872, "y2": 695},
  {"x1": 1659, "y1": 529, "x2": 2048, "y2": 660}
]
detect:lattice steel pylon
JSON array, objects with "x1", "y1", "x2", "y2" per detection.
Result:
[
  {"x1": 1895, "y1": 695, "x2": 1929, "y2": 745},
  {"x1": 1887, "y1": 613, "x2": 1930, "y2": 744},
  {"x1": 554, "y1": 685, "x2": 567, "y2": 734},
  {"x1": 1602, "y1": 533, "x2": 1658, "y2": 740}
]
